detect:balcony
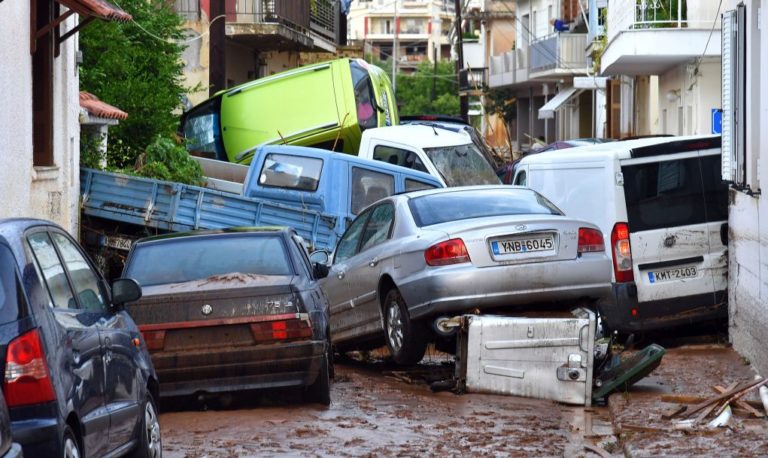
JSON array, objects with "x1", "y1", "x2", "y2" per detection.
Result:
[
  {"x1": 488, "y1": 47, "x2": 528, "y2": 88},
  {"x1": 529, "y1": 33, "x2": 588, "y2": 77},
  {"x1": 601, "y1": 0, "x2": 723, "y2": 75},
  {"x1": 459, "y1": 67, "x2": 487, "y2": 94}
]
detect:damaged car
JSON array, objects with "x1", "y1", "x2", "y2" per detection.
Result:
[
  {"x1": 122, "y1": 227, "x2": 332, "y2": 405},
  {"x1": 320, "y1": 186, "x2": 613, "y2": 365}
]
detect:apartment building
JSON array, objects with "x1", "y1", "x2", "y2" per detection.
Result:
[
  {"x1": 488, "y1": 0, "x2": 591, "y2": 152},
  {"x1": 0, "y1": 0, "x2": 130, "y2": 233},
  {"x1": 175, "y1": 0, "x2": 344, "y2": 107}
]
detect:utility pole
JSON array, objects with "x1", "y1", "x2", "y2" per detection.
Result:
[
  {"x1": 454, "y1": 0, "x2": 468, "y2": 122},
  {"x1": 392, "y1": 0, "x2": 399, "y2": 94},
  {"x1": 209, "y1": 0, "x2": 226, "y2": 96}
]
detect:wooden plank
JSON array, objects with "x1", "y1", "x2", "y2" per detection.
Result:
[
  {"x1": 692, "y1": 382, "x2": 737, "y2": 425},
  {"x1": 584, "y1": 444, "x2": 612, "y2": 458},
  {"x1": 713, "y1": 378, "x2": 768, "y2": 417},
  {"x1": 661, "y1": 404, "x2": 687, "y2": 420},
  {"x1": 683, "y1": 378, "x2": 766, "y2": 418},
  {"x1": 714, "y1": 385, "x2": 764, "y2": 418},
  {"x1": 661, "y1": 394, "x2": 765, "y2": 410}
]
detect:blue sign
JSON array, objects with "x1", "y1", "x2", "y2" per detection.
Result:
[{"x1": 712, "y1": 108, "x2": 722, "y2": 135}]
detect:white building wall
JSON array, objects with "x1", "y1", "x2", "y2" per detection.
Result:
[
  {"x1": 0, "y1": 2, "x2": 80, "y2": 233},
  {"x1": 729, "y1": 0, "x2": 768, "y2": 377}
]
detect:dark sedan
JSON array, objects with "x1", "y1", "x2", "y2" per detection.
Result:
[
  {"x1": 0, "y1": 218, "x2": 160, "y2": 457},
  {"x1": 122, "y1": 227, "x2": 332, "y2": 405}
]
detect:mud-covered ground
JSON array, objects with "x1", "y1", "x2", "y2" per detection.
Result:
[{"x1": 160, "y1": 351, "x2": 619, "y2": 457}]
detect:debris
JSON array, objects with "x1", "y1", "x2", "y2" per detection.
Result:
[
  {"x1": 661, "y1": 404, "x2": 688, "y2": 420},
  {"x1": 707, "y1": 405, "x2": 732, "y2": 428},
  {"x1": 618, "y1": 423, "x2": 665, "y2": 433},
  {"x1": 680, "y1": 378, "x2": 766, "y2": 421},
  {"x1": 660, "y1": 394, "x2": 765, "y2": 410},
  {"x1": 713, "y1": 385, "x2": 764, "y2": 418},
  {"x1": 583, "y1": 443, "x2": 612, "y2": 458},
  {"x1": 760, "y1": 386, "x2": 768, "y2": 416}
]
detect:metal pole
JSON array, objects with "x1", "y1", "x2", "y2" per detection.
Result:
[
  {"x1": 432, "y1": 45, "x2": 437, "y2": 102},
  {"x1": 209, "y1": 0, "x2": 226, "y2": 96},
  {"x1": 454, "y1": 0, "x2": 468, "y2": 122},
  {"x1": 392, "y1": 0, "x2": 398, "y2": 93}
]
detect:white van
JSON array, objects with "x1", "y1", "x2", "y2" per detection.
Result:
[
  {"x1": 358, "y1": 125, "x2": 500, "y2": 187},
  {"x1": 513, "y1": 135, "x2": 728, "y2": 333}
]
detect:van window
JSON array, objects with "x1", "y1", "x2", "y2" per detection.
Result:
[
  {"x1": 350, "y1": 61, "x2": 378, "y2": 131},
  {"x1": 259, "y1": 154, "x2": 323, "y2": 191},
  {"x1": 514, "y1": 170, "x2": 527, "y2": 186},
  {"x1": 351, "y1": 167, "x2": 395, "y2": 214},
  {"x1": 373, "y1": 145, "x2": 428, "y2": 173},
  {"x1": 405, "y1": 178, "x2": 437, "y2": 192},
  {"x1": 622, "y1": 156, "x2": 728, "y2": 232}
]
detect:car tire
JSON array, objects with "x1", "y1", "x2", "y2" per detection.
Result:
[
  {"x1": 305, "y1": 352, "x2": 331, "y2": 406},
  {"x1": 62, "y1": 426, "x2": 81, "y2": 458},
  {"x1": 383, "y1": 288, "x2": 427, "y2": 365},
  {"x1": 129, "y1": 392, "x2": 162, "y2": 458}
]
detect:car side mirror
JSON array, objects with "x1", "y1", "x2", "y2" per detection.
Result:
[
  {"x1": 309, "y1": 250, "x2": 330, "y2": 265},
  {"x1": 313, "y1": 263, "x2": 330, "y2": 279},
  {"x1": 112, "y1": 278, "x2": 142, "y2": 306}
]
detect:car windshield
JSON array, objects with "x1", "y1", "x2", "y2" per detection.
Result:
[
  {"x1": 125, "y1": 234, "x2": 294, "y2": 287},
  {"x1": 350, "y1": 61, "x2": 378, "y2": 130},
  {"x1": 181, "y1": 96, "x2": 226, "y2": 161},
  {"x1": 423, "y1": 144, "x2": 501, "y2": 186},
  {"x1": 409, "y1": 189, "x2": 562, "y2": 227}
]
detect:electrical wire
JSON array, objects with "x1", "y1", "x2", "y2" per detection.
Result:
[
  {"x1": 688, "y1": 0, "x2": 723, "y2": 91},
  {"x1": 110, "y1": 0, "x2": 227, "y2": 44}
]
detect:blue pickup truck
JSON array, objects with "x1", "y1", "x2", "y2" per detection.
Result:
[{"x1": 80, "y1": 145, "x2": 443, "y2": 275}]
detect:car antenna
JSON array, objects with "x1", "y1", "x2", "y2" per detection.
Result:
[{"x1": 432, "y1": 125, "x2": 438, "y2": 136}]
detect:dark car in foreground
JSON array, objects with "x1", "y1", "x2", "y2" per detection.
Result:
[
  {"x1": 122, "y1": 227, "x2": 332, "y2": 405},
  {"x1": 0, "y1": 391, "x2": 21, "y2": 458},
  {"x1": 320, "y1": 187, "x2": 612, "y2": 365},
  {"x1": 0, "y1": 218, "x2": 160, "y2": 457}
]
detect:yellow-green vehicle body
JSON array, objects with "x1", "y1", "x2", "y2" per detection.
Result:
[{"x1": 180, "y1": 58, "x2": 398, "y2": 164}]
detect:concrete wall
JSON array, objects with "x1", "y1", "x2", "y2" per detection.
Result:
[
  {"x1": 729, "y1": 0, "x2": 768, "y2": 377},
  {"x1": 0, "y1": 0, "x2": 80, "y2": 233},
  {"x1": 655, "y1": 59, "x2": 721, "y2": 136}
]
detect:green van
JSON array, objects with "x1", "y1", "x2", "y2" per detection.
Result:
[{"x1": 180, "y1": 58, "x2": 398, "y2": 164}]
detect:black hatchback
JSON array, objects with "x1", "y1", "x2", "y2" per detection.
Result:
[{"x1": 0, "y1": 219, "x2": 161, "y2": 457}]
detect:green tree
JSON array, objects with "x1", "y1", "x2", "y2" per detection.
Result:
[
  {"x1": 394, "y1": 61, "x2": 460, "y2": 116},
  {"x1": 79, "y1": 0, "x2": 188, "y2": 168}
]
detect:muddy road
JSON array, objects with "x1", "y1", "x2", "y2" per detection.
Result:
[{"x1": 160, "y1": 352, "x2": 618, "y2": 457}]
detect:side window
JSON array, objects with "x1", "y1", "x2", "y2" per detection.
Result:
[
  {"x1": 259, "y1": 153, "x2": 323, "y2": 191},
  {"x1": 0, "y1": 245, "x2": 24, "y2": 325},
  {"x1": 405, "y1": 178, "x2": 437, "y2": 192},
  {"x1": 360, "y1": 204, "x2": 395, "y2": 252},
  {"x1": 51, "y1": 233, "x2": 108, "y2": 312},
  {"x1": 373, "y1": 146, "x2": 428, "y2": 173},
  {"x1": 514, "y1": 170, "x2": 527, "y2": 186},
  {"x1": 27, "y1": 232, "x2": 76, "y2": 309},
  {"x1": 334, "y1": 211, "x2": 370, "y2": 263},
  {"x1": 700, "y1": 154, "x2": 729, "y2": 222},
  {"x1": 291, "y1": 235, "x2": 313, "y2": 276},
  {"x1": 351, "y1": 167, "x2": 395, "y2": 215}
]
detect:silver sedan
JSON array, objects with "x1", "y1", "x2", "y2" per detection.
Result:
[{"x1": 320, "y1": 186, "x2": 612, "y2": 365}]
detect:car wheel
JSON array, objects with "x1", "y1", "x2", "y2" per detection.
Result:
[
  {"x1": 383, "y1": 289, "x2": 427, "y2": 365},
  {"x1": 62, "y1": 426, "x2": 81, "y2": 458},
  {"x1": 305, "y1": 352, "x2": 331, "y2": 406},
  {"x1": 130, "y1": 392, "x2": 162, "y2": 458}
]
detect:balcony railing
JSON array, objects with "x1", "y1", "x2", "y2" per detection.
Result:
[
  {"x1": 530, "y1": 33, "x2": 587, "y2": 73},
  {"x1": 607, "y1": 0, "x2": 721, "y2": 44},
  {"x1": 309, "y1": 0, "x2": 338, "y2": 44},
  {"x1": 174, "y1": 0, "x2": 199, "y2": 20},
  {"x1": 459, "y1": 67, "x2": 487, "y2": 92},
  {"x1": 231, "y1": 0, "x2": 310, "y2": 30},
  {"x1": 488, "y1": 47, "x2": 528, "y2": 88}
]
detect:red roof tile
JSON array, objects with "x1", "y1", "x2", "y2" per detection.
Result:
[
  {"x1": 58, "y1": 0, "x2": 133, "y2": 22},
  {"x1": 80, "y1": 92, "x2": 128, "y2": 120}
]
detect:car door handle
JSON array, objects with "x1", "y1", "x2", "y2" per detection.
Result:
[
  {"x1": 369, "y1": 258, "x2": 379, "y2": 268},
  {"x1": 336, "y1": 270, "x2": 345, "y2": 280}
]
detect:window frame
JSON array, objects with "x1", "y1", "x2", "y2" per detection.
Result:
[
  {"x1": 49, "y1": 230, "x2": 110, "y2": 313},
  {"x1": 349, "y1": 166, "x2": 396, "y2": 215},
  {"x1": 333, "y1": 207, "x2": 374, "y2": 264},
  {"x1": 258, "y1": 153, "x2": 324, "y2": 192},
  {"x1": 358, "y1": 202, "x2": 396, "y2": 253}
]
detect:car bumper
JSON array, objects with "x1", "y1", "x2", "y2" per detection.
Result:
[
  {"x1": 151, "y1": 339, "x2": 327, "y2": 397},
  {"x1": 400, "y1": 256, "x2": 612, "y2": 320},
  {"x1": 11, "y1": 417, "x2": 59, "y2": 457},
  {"x1": 598, "y1": 283, "x2": 728, "y2": 333}
]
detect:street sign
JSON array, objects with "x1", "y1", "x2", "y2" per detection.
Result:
[{"x1": 712, "y1": 108, "x2": 722, "y2": 134}]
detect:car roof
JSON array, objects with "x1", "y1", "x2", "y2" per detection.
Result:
[
  {"x1": 394, "y1": 184, "x2": 533, "y2": 201},
  {"x1": 135, "y1": 226, "x2": 290, "y2": 245},
  {"x1": 364, "y1": 125, "x2": 472, "y2": 148}
]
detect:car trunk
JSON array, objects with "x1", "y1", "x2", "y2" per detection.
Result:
[{"x1": 431, "y1": 215, "x2": 588, "y2": 268}]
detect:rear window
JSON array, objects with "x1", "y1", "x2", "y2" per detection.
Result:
[
  {"x1": 622, "y1": 155, "x2": 728, "y2": 232},
  {"x1": 0, "y1": 245, "x2": 24, "y2": 325},
  {"x1": 125, "y1": 234, "x2": 294, "y2": 287},
  {"x1": 259, "y1": 153, "x2": 323, "y2": 191},
  {"x1": 408, "y1": 189, "x2": 562, "y2": 227}
]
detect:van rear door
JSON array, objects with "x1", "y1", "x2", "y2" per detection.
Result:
[{"x1": 620, "y1": 149, "x2": 728, "y2": 305}]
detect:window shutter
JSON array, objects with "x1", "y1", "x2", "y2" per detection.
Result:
[{"x1": 721, "y1": 5, "x2": 746, "y2": 184}]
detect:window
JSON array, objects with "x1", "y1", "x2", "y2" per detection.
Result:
[
  {"x1": 33, "y1": 0, "x2": 55, "y2": 166},
  {"x1": 350, "y1": 61, "x2": 378, "y2": 130},
  {"x1": 259, "y1": 154, "x2": 323, "y2": 191},
  {"x1": 0, "y1": 245, "x2": 25, "y2": 325},
  {"x1": 373, "y1": 145, "x2": 427, "y2": 172},
  {"x1": 125, "y1": 234, "x2": 294, "y2": 287},
  {"x1": 360, "y1": 204, "x2": 395, "y2": 252},
  {"x1": 409, "y1": 189, "x2": 562, "y2": 227},
  {"x1": 351, "y1": 167, "x2": 395, "y2": 214},
  {"x1": 181, "y1": 95, "x2": 225, "y2": 161},
  {"x1": 622, "y1": 156, "x2": 728, "y2": 232},
  {"x1": 423, "y1": 144, "x2": 500, "y2": 186},
  {"x1": 28, "y1": 232, "x2": 75, "y2": 309},
  {"x1": 514, "y1": 170, "x2": 527, "y2": 186},
  {"x1": 334, "y1": 211, "x2": 370, "y2": 263},
  {"x1": 405, "y1": 179, "x2": 437, "y2": 192},
  {"x1": 51, "y1": 233, "x2": 107, "y2": 312}
]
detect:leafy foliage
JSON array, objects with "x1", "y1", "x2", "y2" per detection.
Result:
[
  {"x1": 79, "y1": 0, "x2": 188, "y2": 168},
  {"x1": 395, "y1": 61, "x2": 460, "y2": 116},
  {"x1": 134, "y1": 137, "x2": 203, "y2": 186}
]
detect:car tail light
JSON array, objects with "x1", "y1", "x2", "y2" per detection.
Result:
[
  {"x1": 425, "y1": 238, "x2": 470, "y2": 266},
  {"x1": 141, "y1": 330, "x2": 166, "y2": 351},
  {"x1": 611, "y1": 223, "x2": 634, "y2": 282},
  {"x1": 577, "y1": 228, "x2": 605, "y2": 253},
  {"x1": 250, "y1": 315, "x2": 313, "y2": 343},
  {"x1": 3, "y1": 329, "x2": 56, "y2": 407}
]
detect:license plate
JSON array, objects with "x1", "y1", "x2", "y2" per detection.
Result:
[
  {"x1": 491, "y1": 235, "x2": 555, "y2": 255},
  {"x1": 103, "y1": 235, "x2": 133, "y2": 251},
  {"x1": 648, "y1": 266, "x2": 698, "y2": 283}
]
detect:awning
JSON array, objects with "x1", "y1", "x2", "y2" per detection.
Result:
[
  {"x1": 58, "y1": 0, "x2": 132, "y2": 22},
  {"x1": 538, "y1": 86, "x2": 583, "y2": 120}
]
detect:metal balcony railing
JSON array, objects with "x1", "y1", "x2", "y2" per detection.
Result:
[
  {"x1": 309, "y1": 0, "x2": 338, "y2": 43},
  {"x1": 174, "y1": 0, "x2": 200, "y2": 21},
  {"x1": 230, "y1": 0, "x2": 310, "y2": 30},
  {"x1": 530, "y1": 33, "x2": 587, "y2": 73},
  {"x1": 607, "y1": 0, "x2": 721, "y2": 44},
  {"x1": 459, "y1": 67, "x2": 487, "y2": 92}
]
